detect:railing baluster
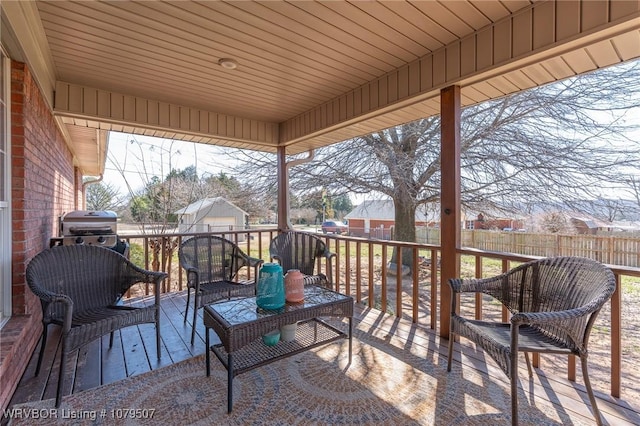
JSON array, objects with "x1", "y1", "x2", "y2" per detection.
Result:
[
  {"x1": 345, "y1": 239, "x2": 351, "y2": 296},
  {"x1": 356, "y1": 241, "x2": 362, "y2": 303},
  {"x1": 501, "y1": 259, "x2": 509, "y2": 323},
  {"x1": 474, "y1": 255, "x2": 483, "y2": 320},
  {"x1": 412, "y1": 247, "x2": 419, "y2": 323},
  {"x1": 381, "y1": 243, "x2": 388, "y2": 313},
  {"x1": 396, "y1": 246, "x2": 402, "y2": 318},
  {"x1": 612, "y1": 273, "x2": 622, "y2": 397},
  {"x1": 335, "y1": 238, "x2": 342, "y2": 293},
  {"x1": 430, "y1": 249, "x2": 437, "y2": 329},
  {"x1": 368, "y1": 241, "x2": 374, "y2": 309}
]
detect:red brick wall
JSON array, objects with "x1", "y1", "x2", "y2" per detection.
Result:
[
  {"x1": 12, "y1": 61, "x2": 75, "y2": 313},
  {"x1": 1, "y1": 60, "x2": 76, "y2": 410},
  {"x1": 347, "y1": 219, "x2": 365, "y2": 236}
]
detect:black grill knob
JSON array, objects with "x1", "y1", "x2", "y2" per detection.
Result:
[
  {"x1": 75, "y1": 236, "x2": 84, "y2": 244},
  {"x1": 97, "y1": 236, "x2": 106, "y2": 244}
]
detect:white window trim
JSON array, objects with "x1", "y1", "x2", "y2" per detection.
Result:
[{"x1": 0, "y1": 46, "x2": 12, "y2": 328}]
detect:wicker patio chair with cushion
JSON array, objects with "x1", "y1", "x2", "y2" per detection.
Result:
[
  {"x1": 26, "y1": 245, "x2": 168, "y2": 407},
  {"x1": 446, "y1": 256, "x2": 616, "y2": 426},
  {"x1": 179, "y1": 235, "x2": 263, "y2": 344},
  {"x1": 269, "y1": 231, "x2": 336, "y2": 288}
]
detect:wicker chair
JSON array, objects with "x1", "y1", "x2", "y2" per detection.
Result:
[
  {"x1": 446, "y1": 256, "x2": 616, "y2": 426},
  {"x1": 26, "y1": 245, "x2": 168, "y2": 407},
  {"x1": 178, "y1": 235, "x2": 263, "y2": 344},
  {"x1": 269, "y1": 231, "x2": 336, "y2": 288}
]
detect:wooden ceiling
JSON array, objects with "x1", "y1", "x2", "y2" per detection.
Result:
[
  {"x1": 36, "y1": 0, "x2": 525, "y2": 122},
  {"x1": 2, "y1": 1, "x2": 640, "y2": 174}
]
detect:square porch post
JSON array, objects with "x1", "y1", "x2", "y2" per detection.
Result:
[{"x1": 440, "y1": 85, "x2": 461, "y2": 338}]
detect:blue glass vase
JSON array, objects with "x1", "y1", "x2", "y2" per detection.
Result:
[{"x1": 256, "y1": 263, "x2": 285, "y2": 310}]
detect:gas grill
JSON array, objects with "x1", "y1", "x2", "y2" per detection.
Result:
[{"x1": 60, "y1": 210, "x2": 118, "y2": 247}]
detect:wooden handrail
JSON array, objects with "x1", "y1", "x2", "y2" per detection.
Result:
[{"x1": 120, "y1": 228, "x2": 634, "y2": 401}]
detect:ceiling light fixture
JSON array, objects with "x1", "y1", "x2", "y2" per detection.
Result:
[{"x1": 218, "y1": 58, "x2": 238, "y2": 70}]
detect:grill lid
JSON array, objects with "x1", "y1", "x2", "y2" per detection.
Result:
[
  {"x1": 61, "y1": 210, "x2": 117, "y2": 236},
  {"x1": 63, "y1": 210, "x2": 117, "y2": 221}
]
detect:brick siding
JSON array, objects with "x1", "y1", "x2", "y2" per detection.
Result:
[{"x1": 0, "y1": 60, "x2": 77, "y2": 410}]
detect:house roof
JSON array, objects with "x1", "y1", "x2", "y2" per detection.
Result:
[
  {"x1": 570, "y1": 216, "x2": 611, "y2": 229},
  {"x1": 346, "y1": 200, "x2": 531, "y2": 222},
  {"x1": 345, "y1": 199, "x2": 438, "y2": 222},
  {"x1": 462, "y1": 208, "x2": 527, "y2": 221},
  {"x1": 174, "y1": 197, "x2": 247, "y2": 216}
]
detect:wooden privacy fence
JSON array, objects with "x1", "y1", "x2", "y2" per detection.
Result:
[{"x1": 417, "y1": 228, "x2": 640, "y2": 267}]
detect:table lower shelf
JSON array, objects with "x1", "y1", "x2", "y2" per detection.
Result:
[{"x1": 210, "y1": 318, "x2": 349, "y2": 377}]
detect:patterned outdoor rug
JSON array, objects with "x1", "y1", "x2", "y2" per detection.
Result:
[{"x1": 8, "y1": 328, "x2": 589, "y2": 426}]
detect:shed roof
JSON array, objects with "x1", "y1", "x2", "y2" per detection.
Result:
[{"x1": 174, "y1": 197, "x2": 248, "y2": 216}]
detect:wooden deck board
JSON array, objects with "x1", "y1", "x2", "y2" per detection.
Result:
[
  {"x1": 8, "y1": 326, "x2": 59, "y2": 405},
  {"x1": 72, "y1": 339, "x2": 101, "y2": 394},
  {"x1": 100, "y1": 332, "x2": 128, "y2": 385},
  {"x1": 6, "y1": 290, "x2": 640, "y2": 425},
  {"x1": 119, "y1": 322, "x2": 152, "y2": 378},
  {"x1": 158, "y1": 292, "x2": 208, "y2": 360}
]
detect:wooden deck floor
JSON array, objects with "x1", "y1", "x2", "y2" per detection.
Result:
[{"x1": 7, "y1": 290, "x2": 640, "y2": 425}]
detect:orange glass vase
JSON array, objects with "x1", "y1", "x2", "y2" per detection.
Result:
[{"x1": 284, "y1": 269, "x2": 305, "y2": 303}]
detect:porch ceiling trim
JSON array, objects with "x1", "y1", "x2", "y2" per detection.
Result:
[{"x1": 54, "y1": 81, "x2": 281, "y2": 152}]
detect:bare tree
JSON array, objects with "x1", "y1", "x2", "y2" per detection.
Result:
[
  {"x1": 85, "y1": 181, "x2": 124, "y2": 211},
  {"x1": 227, "y1": 61, "x2": 640, "y2": 267},
  {"x1": 290, "y1": 207, "x2": 317, "y2": 225},
  {"x1": 623, "y1": 176, "x2": 640, "y2": 221},
  {"x1": 108, "y1": 135, "x2": 270, "y2": 282},
  {"x1": 540, "y1": 212, "x2": 575, "y2": 234}
]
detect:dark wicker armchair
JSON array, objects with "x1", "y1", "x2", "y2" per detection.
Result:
[
  {"x1": 447, "y1": 256, "x2": 616, "y2": 426},
  {"x1": 26, "y1": 245, "x2": 168, "y2": 407},
  {"x1": 178, "y1": 235, "x2": 263, "y2": 344},
  {"x1": 269, "y1": 231, "x2": 336, "y2": 288}
]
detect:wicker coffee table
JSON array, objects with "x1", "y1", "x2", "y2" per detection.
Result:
[{"x1": 203, "y1": 285, "x2": 353, "y2": 413}]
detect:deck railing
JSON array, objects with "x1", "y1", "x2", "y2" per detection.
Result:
[{"x1": 119, "y1": 227, "x2": 637, "y2": 401}]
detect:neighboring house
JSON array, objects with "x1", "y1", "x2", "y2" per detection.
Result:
[
  {"x1": 174, "y1": 197, "x2": 248, "y2": 241},
  {"x1": 528, "y1": 211, "x2": 614, "y2": 234},
  {"x1": 570, "y1": 215, "x2": 614, "y2": 235},
  {"x1": 462, "y1": 209, "x2": 527, "y2": 231},
  {"x1": 346, "y1": 200, "x2": 528, "y2": 237},
  {"x1": 345, "y1": 200, "x2": 439, "y2": 239}
]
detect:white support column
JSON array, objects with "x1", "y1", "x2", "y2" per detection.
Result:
[{"x1": 276, "y1": 146, "x2": 289, "y2": 231}]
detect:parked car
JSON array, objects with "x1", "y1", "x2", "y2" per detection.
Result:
[{"x1": 321, "y1": 220, "x2": 349, "y2": 234}]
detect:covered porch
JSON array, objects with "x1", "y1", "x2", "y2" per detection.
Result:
[{"x1": 2, "y1": 0, "x2": 640, "y2": 422}]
